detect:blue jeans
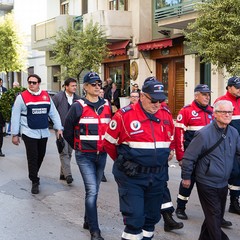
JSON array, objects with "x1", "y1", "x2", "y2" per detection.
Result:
[{"x1": 75, "y1": 151, "x2": 107, "y2": 233}]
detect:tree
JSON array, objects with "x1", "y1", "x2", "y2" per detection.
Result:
[
  {"x1": 0, "y1": 13, "x2": 26, "y2": 83},
  {"x1": 184, "y1": 0, "x2": 240, "y2": 75},
  {"x1": 53, "y1": 19, "x2": 109, "y2": 80}
]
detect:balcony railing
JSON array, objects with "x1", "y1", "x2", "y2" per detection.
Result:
[{"x1": 155, "y1": 0, "x2": 203, "y2": 22}]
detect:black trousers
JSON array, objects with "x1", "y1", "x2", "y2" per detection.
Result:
[
  {"x1": 22, "y1": 134, "x2": 48, "y2": 183},
  {"x1": 196, "y1": 182, "x2": 229, "y2": 240},
  {"x1": 0, "y1": 125, "x2": 3, "y2": 151}
]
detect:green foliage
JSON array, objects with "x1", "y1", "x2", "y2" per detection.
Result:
[
  {"x1": 53, "y1": 19, "x2": 109, "y2": 80},
  {"x1": 0, "y1": 13, "x2": 27, "y2": 73},
  {"x1": 0, "y1": 87, "x2": 26, "y2": 122},
  {"x1": 184, "y1": 0, "x2": 240, "y2": 75}
]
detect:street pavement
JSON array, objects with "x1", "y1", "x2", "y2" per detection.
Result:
[{"x1": 0, "y1": 131, "x2": 240, "y2": 240}]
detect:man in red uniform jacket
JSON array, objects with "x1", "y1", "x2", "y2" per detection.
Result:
[{"x1": 104, "y1": 77, "x2": 174, "y2": 240}]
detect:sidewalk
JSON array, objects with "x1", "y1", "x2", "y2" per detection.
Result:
[{"x1": 0, "y1": 131, "x2": 240, "y2": 240}]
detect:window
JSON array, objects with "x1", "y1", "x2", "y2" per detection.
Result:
[
  {"x1": 60, "y1": 0, "x2": 69, "y2": 14},
  {"x1": 155, "y1": 0, "x2": 182, "y2": 9},
  {"x1": 109, "y1": 0, "x2": 128, "y2": 11}
]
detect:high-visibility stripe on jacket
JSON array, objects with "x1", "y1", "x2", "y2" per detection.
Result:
[{"x1": 74, "y1": 99, "x2": 111, "y2": 152}]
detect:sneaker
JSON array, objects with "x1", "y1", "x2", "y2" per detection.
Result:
[
  {"x1": 91, "y1": 231, "x2": 104, "y2": 240},
  {"x1": 0, "y1": 151, "x2": 5, "y2": 157},
  {"x1": 221, "y1": 218, "x2": 232, "y2": 228},
  {"x1": 66, "y1": 175, "x2": 73, "y2": 185},
  {"x1": 31, "y1": 182, "x2": 39, "y2": 194},
  {"x1": 175, "y1": 208, "x2": 188, "y2": 220}
]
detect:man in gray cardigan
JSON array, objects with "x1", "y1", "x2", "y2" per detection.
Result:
[
  {"x1": 52, "y1": 78, "x2": 80, "y2": 184},
  {"x1": 181, "y1": 100, "x2": 240, "y2": 240}
]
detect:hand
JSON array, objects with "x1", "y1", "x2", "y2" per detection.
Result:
[
  {"x1": 178, "y1": 160, "x2": 183, "y2": 167},
  {"x1": 122, "y1": 160, "x2": 139, "y2": 177},
  {"x1": 56, "y1": 130, "x2": 63, "y2": 139},
  {"x1": 182, "y1": 179, "x2": 191, "y2": 188},
  {"x1": 12, "y1": 135, "x2": 20, "y2": 145},
  {"x1": 168, "y1": 150, "x2": 175, "y2": 161}
]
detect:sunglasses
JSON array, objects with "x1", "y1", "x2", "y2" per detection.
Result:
[
  {"x1": 90, "y1": 82, "x2": 102, "y2": 87},
  {"x1": 28, "y1": 81, "x2": 38, "y2": 85},
  {"x1": 144, "y1": 93, "x2": 164, "y2": 103}
]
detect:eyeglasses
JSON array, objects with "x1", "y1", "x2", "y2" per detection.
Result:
[
  {"x1": 90, "y1": 82, "x2": 102, "y2": 87},
  {"x1": 143, "y1": 93, "x2": 164, "y2": 103},
  {"x1": 130, "y1": 96, "x2": 139, "y2": 98},
  {"x1": 215, "y1": 110, "x2": 233, "y2": 115},
  {"x1": 28, "y1": 81, "x2": 38, "y2": 85}
]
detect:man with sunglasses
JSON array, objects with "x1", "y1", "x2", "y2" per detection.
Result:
[
  {"x1": 104, "y1": 77, "x2": 175, "y2": 240},
  {"x1": 214, "y1": 76, "x2": 240, "y2": 215},
  {"x1": 11, "y1": 74, "x2": 63, "y2": 194},
  {"x1": 63, "y1": 72, "x2": 111, "y2": 240}
]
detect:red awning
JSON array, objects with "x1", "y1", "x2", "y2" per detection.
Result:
[
  {"x1": 108, "y1": 40, "x2": 130, "y2": 56},
  {"x1": 137, "y1": 39, "x2": 172, "y2": 51}
]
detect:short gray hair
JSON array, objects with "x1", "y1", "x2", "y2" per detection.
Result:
[{"x1": 213, "y1": 100, "x2": 233, "y2": 112}]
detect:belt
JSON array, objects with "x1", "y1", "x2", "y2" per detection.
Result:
[{"x1": 138, "y1": 165, "x2": 164, "y2": 174}]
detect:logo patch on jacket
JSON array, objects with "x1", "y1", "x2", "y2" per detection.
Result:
[
  {"x1": 130, "y1": 120, "x2": 141, "y2": 131},
  {"x1": 109, "y1": 120, "x2": 117, "y2": 130}
]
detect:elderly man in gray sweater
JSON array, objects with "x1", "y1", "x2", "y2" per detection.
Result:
[{"x1": 52, "y1": 78, "x2": 80, "y2": 184}]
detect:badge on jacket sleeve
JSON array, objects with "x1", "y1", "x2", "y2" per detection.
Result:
[
  {"x1": 109, "y1": 120, "x2": 117, "y2": 130},
  {"x1": 130, "y1": 120, "x2": 141, "y2": 131}
]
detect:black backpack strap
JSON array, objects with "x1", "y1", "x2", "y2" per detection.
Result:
[{"x1": 198, "y1": 126, "x2": 228, "y2": 160}]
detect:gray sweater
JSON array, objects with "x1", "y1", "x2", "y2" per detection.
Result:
[{"x1": 182, "y1": 120, "x2": 240, "y2": 188}]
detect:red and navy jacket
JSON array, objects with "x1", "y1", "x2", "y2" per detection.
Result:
[
  {"x1": 104, "y1": 102, "x2": 174, "y2": 180},
  {"x1": 214, "y1": 91, "x2": 240, "y2": 134},
  {"x1": 73, "y1": 99, "x2": 111, "y2": 152},
  {"x1": 21, "y1": 90, "x2": 50, "y2": 129},
  {"x1": 175, "y1": 100, "x2": 213, "y2": 161}
]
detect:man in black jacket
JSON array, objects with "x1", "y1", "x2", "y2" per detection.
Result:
[{"x1": 52, "y1": 78, "x2": 80, "y2": 184}]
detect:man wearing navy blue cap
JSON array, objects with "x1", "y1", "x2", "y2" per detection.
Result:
[
  {"x1": 175, "y1": 84, "x2": 214, "y2": 218},
  {"x1": 64, "y1": 71, "x2": 112, "y2": 240},
  {"x1": 214, "y1": 76, "x2": 240, "y2": 215},
  {"x1": 104, "y1": 77, "x2": 175, "y2": 240}
]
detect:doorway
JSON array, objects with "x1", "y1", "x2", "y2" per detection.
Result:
[
  {"x1": 156, "y1": 58, "x2": 184, "y2": 118},
  {"x1": 105, "y1": 61, "x2": 130, "y2": 96}
]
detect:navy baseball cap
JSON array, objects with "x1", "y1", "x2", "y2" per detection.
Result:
[
  {"x1": 83, "y1": 72, "x2": 102, "y2": 84},
  {"x1": 142, "y1": 77, "x2": 166, "y2": 100},
  {"x1": 227, "y1": 76, "x2": 240, "y2": 88},
  {"x1": 194, "y1": 84, "x2": 211, "y2": 93}
]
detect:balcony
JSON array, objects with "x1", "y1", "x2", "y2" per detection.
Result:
[
  {"x1": 155, "y1": 0, "x2": 203, "y2": 29},
  {"x1": 83, "y1": 10, "x2": 132, "y2": 41},
  {"x1": 0, "y1": 0, "x2": 13, "y2": 11},
  {"x1": 32, "y1": 10, "x2": 132, "y2": 51},
  {"x1": 31, "y1": 15, "x2": 75, "y2": 51}
]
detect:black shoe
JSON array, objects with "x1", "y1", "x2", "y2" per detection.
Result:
[
  {"x1": 59, "y1": 174, "x2": 66, "y2": 180},
  {"x1": 31, "y1": 182, "x2": 39, "y2": 194},
  {"x1": 176, "y1": 208, "x2": 188, "y2": 220},
  {"x1": 83, "y1": 221, "x2": 89, "y2": 230},
  {"x1": 101, "y1": 173, "x2": 107, "y2": 182},
  {"x1": 66, "y1": 175, "x2": 73, "y2": 184},
  {"x1": 229, "y1": 197, "x2": 240, "y2": 215},
  {"x1": 162, "y1": 212, "x2": 184, "y2": 232},
  {"x1": 221, "y1": 218, "x2": 232, "y2": 228},
  {"x1": 91, "y1": 231, "x2": 104, "y2": 240},
  {"x1": 0, "y1": 151, "x2": 5, "y2": 157}
]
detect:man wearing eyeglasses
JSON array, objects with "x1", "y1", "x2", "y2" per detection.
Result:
[
  {"x1": 11, "y1": 74, "x2": 63, "y2": 194},
  {"x1": 104, "y1": 77, "x2": 175, "y2": 240},
  {"x1": 181, "y1": 100, "x2": 240, "y2": 240},
  {"x1": 129, "y1": 90, "x2": 140, "y2": 104},
  {"x1": 214, "y1": 76, "x2": 240, "y2": 216},
  {"x1": 63, "y1": 71, "x2": 111, "y2": 240}
]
